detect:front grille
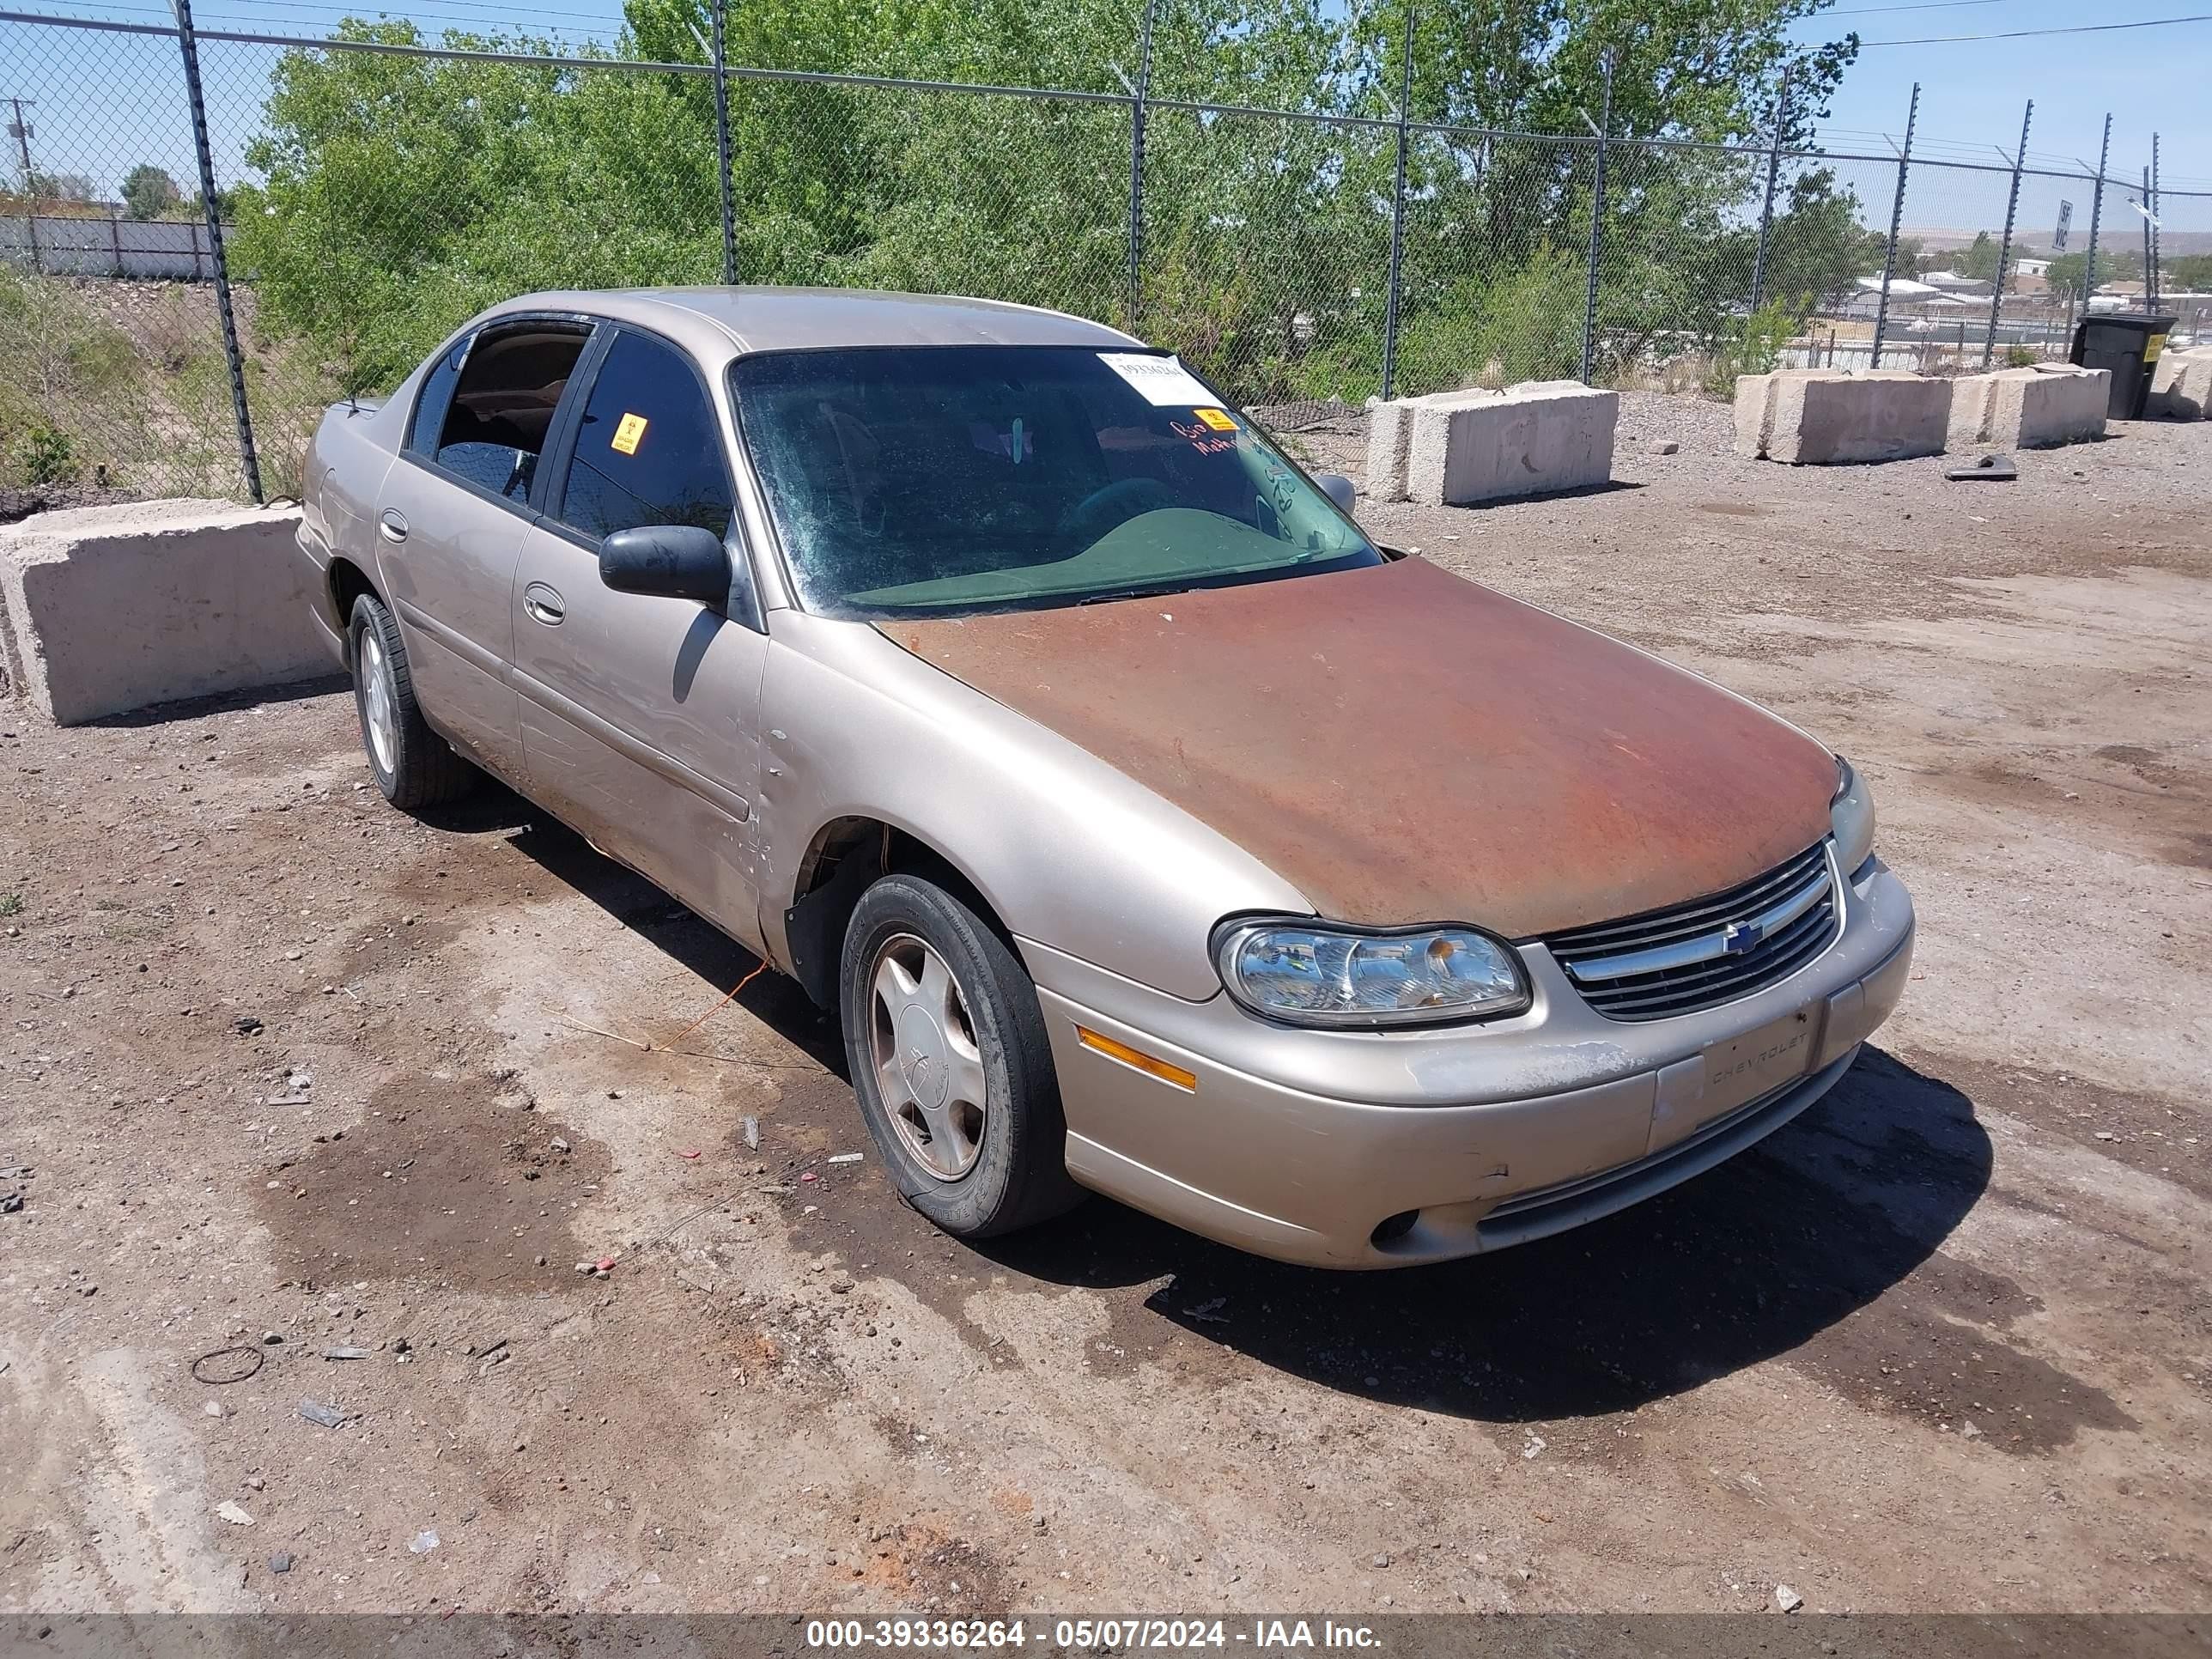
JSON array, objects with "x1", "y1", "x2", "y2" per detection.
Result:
[{"x1": 1546, "y1": 842, "x2": 1838, "y2": 1022}]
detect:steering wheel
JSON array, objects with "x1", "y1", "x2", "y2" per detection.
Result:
[{"x1": 1057, "y1": 477, "x2": 1176, "y2": 553}]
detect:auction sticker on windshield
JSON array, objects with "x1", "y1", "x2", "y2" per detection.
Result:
[{"x1": 1098, "y1": 352, "x2": 1217, "y2": 408}]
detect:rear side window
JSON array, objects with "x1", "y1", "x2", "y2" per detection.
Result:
[
  {"x1": 410, "y1": 325, "x2": 590, "y2": 503},
  {"x1": 554, "y1": 331, "x2": 733, "y2": 540}
]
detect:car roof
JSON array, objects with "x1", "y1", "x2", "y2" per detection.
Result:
[{"x1": 475, "y1": 286, "x2": 1146, "y2": 360}]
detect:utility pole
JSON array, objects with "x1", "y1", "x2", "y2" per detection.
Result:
[
  {"x1": 1749, "y1": 69, "x2": 1792, "y2": 313},
  {"x1": 5, "y1": 97, "x2": 33, "y2": 187},
  {"x1": 2142, "y1": 166, "x2": 2154, "y2": 312},
  {"x1": 2149, "y1": 133, "x2": 2161, "y2": 310},
  {"x1": 8, "y1": 97, "x2": 40, "y2": 274}
]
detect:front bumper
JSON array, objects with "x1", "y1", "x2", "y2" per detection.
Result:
[{"x1": 1025, "y1": 855, "x2": 1914, "y2": 1268}]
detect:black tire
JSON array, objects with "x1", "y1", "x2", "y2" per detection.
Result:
[
  {"x1": 839, "y1": 873, "x2": 1085, "y2": 1239},
  {"x1": 348, "y1": 592, "x2": 477, "y2": 811}
]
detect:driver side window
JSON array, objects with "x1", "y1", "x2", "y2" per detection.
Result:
[
  {"x1": 409, "y1": 325, "x2": 590, "y2": 505},
  {"x1": 551, "y1": 330, "x2": 734, "y2": 541}
]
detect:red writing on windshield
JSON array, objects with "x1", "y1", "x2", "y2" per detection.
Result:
[{"x1": 1169, "y1": 418, "x2": 1241, "y2": 455}]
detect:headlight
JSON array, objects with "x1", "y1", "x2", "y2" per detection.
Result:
[
  {"x1": 1832, "y1": 756, "x2": 1876, "y2": 875},
  {"x1": 1213, "y1": 920, "x2": 1530, "y2": 1027}
]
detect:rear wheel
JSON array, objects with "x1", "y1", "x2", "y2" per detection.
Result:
[
  {"x1": 840, "y1": 873, "x2": 1084, "y2": 1239},
  {"x1": 349, "y1": 592, "x2": 477, "y2": 810}
]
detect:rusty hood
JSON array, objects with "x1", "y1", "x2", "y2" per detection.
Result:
[{"x1": 879, "y1": 556, "x2": 1838, "y2": 939}]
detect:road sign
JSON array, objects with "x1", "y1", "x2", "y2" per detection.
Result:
[{"x1": 2054, "y1": 200, "x2": 2072, "y2": 252}]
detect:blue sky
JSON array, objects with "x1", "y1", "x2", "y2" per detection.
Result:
[
  {"x1": 3, "y1": 0, "x2": 2203, "y2": 231},
  {"x1": 1796, "y1": 0, "x2": 2207, "y2": 193}
]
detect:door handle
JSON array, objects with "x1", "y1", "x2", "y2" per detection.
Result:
[
  {"x1": 523, "y1": 581, "x2": 565, "y2": 626},
  {"x1": 378, "y1": 509, "x2": 409, "y2": 544}
]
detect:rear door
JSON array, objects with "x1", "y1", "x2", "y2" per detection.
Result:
[
  {"x1": 374, "y1": 319, "x2": 596, "y2": 775},
  {"x1": 511, "y1": 325, "x2": 769, "y2": 947}
]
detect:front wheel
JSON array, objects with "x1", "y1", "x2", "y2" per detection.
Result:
[
  {"x1": 840, "y1": 873, "x2": 1084, "y2": 1239},
  {"x1": 349, "y1": 592, "x2": 477, "y2": 810}
]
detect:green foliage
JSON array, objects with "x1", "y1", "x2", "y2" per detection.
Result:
[
  {"x1": 0, "y1": 265, "x2": 280, "y2": 496},
  {"x1": 1703, "y1": 298, "x2": 1799, "y2": 396},
  {"x1": 12, "y1": 420, "x2": 76, "y2": 484},
  {"x1": 23, "y1": 169, "x2": 95, "y2": 203},
  {"x1": 215, "y1": 0, "x2": 1857, "y2": 416},
  {"x1": 0, "y1": 893, "x2": 22, "y2": 919},
  {"x1": 120, "y1": 164, "x2": 182, "y2": 221},
  {"x1": 2002, "y1": 343, "x2": 2038, "y2": 368},
  {"x1": 2166, "y1": 252, "x2": 2212, "y2": 291},
  {"x1": 1960, "y1": 230, "x2": 1999, "y2": 282}
]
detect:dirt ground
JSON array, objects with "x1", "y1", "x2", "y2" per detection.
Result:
[{"x1": 1, "y1": 395, "x2": 2208, "y2": 1621}]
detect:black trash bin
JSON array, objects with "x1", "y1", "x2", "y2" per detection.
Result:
[{"x1": 2070, "y1": 313, "x2": 2177, "y2": 419}]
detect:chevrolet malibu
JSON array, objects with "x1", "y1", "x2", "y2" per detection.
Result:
[{"x1": 296, "y1": 287, "x2": 1916, "y2": 1268}]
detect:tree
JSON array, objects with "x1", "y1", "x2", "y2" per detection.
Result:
[
  {"x1": 23, "y1": 169, "x2": 95, "y2": 203},
  {"x1": 120, "y1": 164, "x2": 182, "y2": 221},
  {"x1": 1959, "y1": 230, "x2": 1998, "y2": 281},
  {"x1": 230, "y1": 0, "x2": 1861, "y2": 400},
  {"x1": 2166, "y1": 252, "x2": 2212, "y2": 291}
]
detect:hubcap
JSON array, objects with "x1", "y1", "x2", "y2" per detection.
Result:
[
  {"x1": 868, "y1": 933, "x2": 988, "y2": 1182},
  {"x1": 360, "y1": 629, "x2": 397, "y2": 776}
]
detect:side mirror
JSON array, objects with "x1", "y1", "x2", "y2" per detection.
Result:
[
  {"x1": 1316, "y1": 472, "x2": 1357, "y2": 514},
  {"x1": 599, "y1": 524, "x2": 731, "y2": 606}
]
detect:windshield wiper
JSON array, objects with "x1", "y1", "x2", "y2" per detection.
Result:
[{"x1": 1077, "y1": 585, "x2": 1191, "y2": 605}]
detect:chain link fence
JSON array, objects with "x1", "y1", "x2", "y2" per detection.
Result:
[{"x1": 2, "y1": 8, "x2": 2205, "y2": 504}]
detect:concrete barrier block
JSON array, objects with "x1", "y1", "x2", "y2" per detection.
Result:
[
  {"x1": 1735, "y1": 368, "x2": 1951, "y2": 464},
  {"x1": 0, "y1": 500, "x2": 327, "y2": 725},
  {"x1": 1404, "y1": 381, "x2": 1618, "y2": 506},
  {"x1": 1732, "y1": 372, "x2": 1784, "y2": 459},
  {"x1": 1948, "y1": 364, "x2": 2109, "y2": 449},
  {"x1": 2148, "y1": 346, "x2": 2212, "y2": 421},
  {"x1": 1363, "y1": 397, "x2": 1418, "y2": 502}
]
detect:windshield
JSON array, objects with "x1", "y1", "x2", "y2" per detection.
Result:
[{"x1": 730, "y1": 345, "x2": 1380, "y2": 616}]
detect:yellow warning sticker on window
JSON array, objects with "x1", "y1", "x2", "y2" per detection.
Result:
[
  {"x1": 611, "y1": 412, "x2": 648, "y2": 455},
  {"x1": 1193, "y1": 407, "x2": 1237, "y2": 431}
]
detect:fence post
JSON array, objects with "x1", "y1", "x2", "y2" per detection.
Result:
[
  {"x1": 1578, "y1": 49, "x2": 1613, "y2": 386},
  {"x1": 1125, "y1": 0, "x2": 1158, "y2": 333},
  {"x1": 709, "y1": 0, "x2": 736, "y2": 284},
  {"x1": 170, "y1": 0, "x2": 262, "y2": 504},
  {"x1": 2149, "y1": 134, "x2": 2161, "y2": 309},
  {"x1": 1981, "y1": 99, "x2": 2032, "y2": 369},
  {"x1": 1748, "y1": 68, "x2": 1790, "y2": 313},
  {"x1": 110, "y1": 211, "x2": 123, "y2": 278},
  {"x1": 1869, "y1": 82, "x2": 1918, "y2": 371},
  {"x1": 1379, "y1": 0, "x2": 1415, "y2": 399},
  {"x1": 2081, "y1": 112, "x2": 2110, "y2": 301}
]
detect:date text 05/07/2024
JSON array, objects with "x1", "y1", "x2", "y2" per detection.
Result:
[{"x1": 803, "y1": 1620, "x2": 1383, "y2": 1651}]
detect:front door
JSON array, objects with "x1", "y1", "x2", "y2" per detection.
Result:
[{"x1": 512, "y1": 325, "x2": 769, "y2": 949}]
